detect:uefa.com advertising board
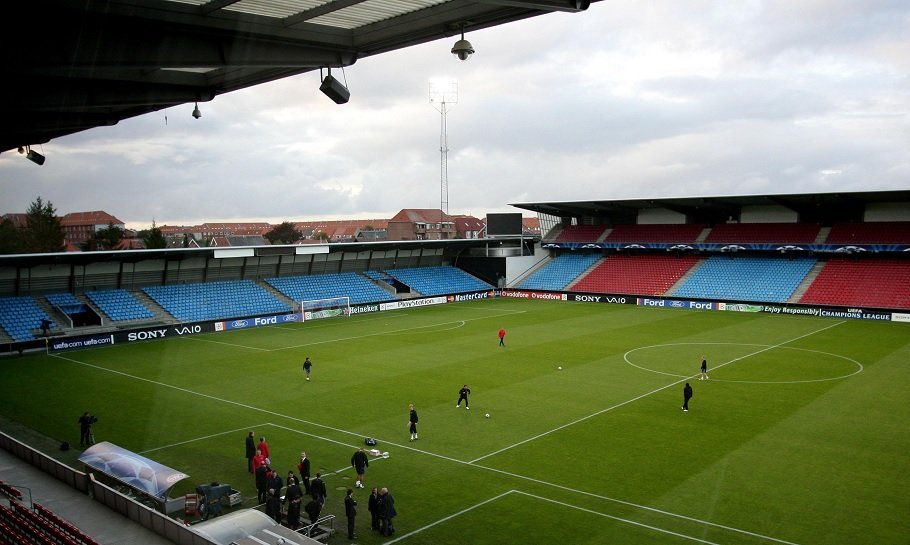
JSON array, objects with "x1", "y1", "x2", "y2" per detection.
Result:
[{"x1": 45, "y1": 289, "x2": 906, "y2": 353}]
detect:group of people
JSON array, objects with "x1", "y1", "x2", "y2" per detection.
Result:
[
  {"x1": 683, "y1": 356, "x2": 710, "y2": 412},
  {"x1": 243, "y1": 433, "x2": 397, "y2": 538},
  {"x1": 344, "y1": 484, "x2": 397, "y2": 539}
]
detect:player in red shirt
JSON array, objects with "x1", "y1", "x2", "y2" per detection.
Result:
[{"x1": 498, "y1": 328, "x2": 506, "y2": 346}]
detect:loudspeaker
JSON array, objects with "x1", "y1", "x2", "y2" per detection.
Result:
[
  {"x1": 26, "y1": 149, "x2": 46, "y2": 165},
  {"x1": 320, "y1": 75, "x2": 350, "y2": 104}
]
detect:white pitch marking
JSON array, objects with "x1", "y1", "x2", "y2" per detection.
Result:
[
  {"x1": 470, "y1": 320, "x2": 846, "y2": 464},
  {"x1": 139, "y1": 423, "x2": 269, "y2": 454},
  {"x1": 512, "y1": 490, "x2": 724, "y2": 545},
  {"x1": 384, "y1": 490, "x2": 515, "y2": 544}
]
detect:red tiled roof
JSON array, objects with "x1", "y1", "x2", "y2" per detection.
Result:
[{"x1": 61, "y1": 210, "x2": 124, "y2": 226}]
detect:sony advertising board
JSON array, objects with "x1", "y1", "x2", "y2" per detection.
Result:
[
  {"x1": 569, "y1": 294, "x2": 634, "y2": 305},
  {"x1": 116, "y1": 323, "x2": 216, "y2": 343}
]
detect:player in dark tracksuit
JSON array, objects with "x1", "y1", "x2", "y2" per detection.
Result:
[
  {"x1": 408, "y1": 404, "x2": 419, "y2": 441},
  {"x1": 456, "y1": 385, "x2": 471, "y2": 409},
  {"x1": 683, "y1": 383, "x2": 693, "y2": 411}
]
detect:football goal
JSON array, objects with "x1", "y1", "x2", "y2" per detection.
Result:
[{"x1": 298, "y1": 296, "x2": 351, "y2": 321}]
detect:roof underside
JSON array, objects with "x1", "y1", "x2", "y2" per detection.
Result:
[
  {"x1": 511, "y1": 191, "x2": 910, "y2": 225},
  {"x1": 0, "y1": 0, "x2": 594, "y2": 153}
]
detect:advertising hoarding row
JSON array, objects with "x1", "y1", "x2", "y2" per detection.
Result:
[{"x1": 41, "y1": 289, "x2": 903, "y2": 353}]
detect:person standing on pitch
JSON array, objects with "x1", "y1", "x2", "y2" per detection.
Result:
[
  {"x1": 311, "y1": 472, "x2": 327, "y2": 507},
  {"x1": 297, "y1": 451, "x2": 311, "y2": 496},
  {"x1": 408, "y1": 403, "x2": 419, "y2": 441},
  {"x1": 683, "y1": 382, "x2": 693, "y2": 412},
  {"x1": 77, "y1": 412, "x2": 97, "y2": 447},
  {"x1": 368, "y1": 487, "x2": 381, "y2": 533},
  {"x1": 700, "y1": 356, "x2": 709, "y2": 380},
  {"x1": 456, "y1": 384, "x2": 471, "y2": 409},
  {"x1": 285, "y1": 476, "x2": 303, "y2": 529},
  {"x1": 344, "y1": 488, "x2": 357, "y2": 540},
  {"x1": 498, "y1": 327, "x2": 506, "y2": 346},
  {"x1": 245, "y1": 431, "x2": 256, "y2": 473},
  {"x1": 303, "y1": 356, "x2": 312, "y2": 381},
  {"x1": 258, "y1": 436, "x2": 270, "y2": 462},
  {"x1": 351, "y1": 447, "x2": 369, "y2": 489}
]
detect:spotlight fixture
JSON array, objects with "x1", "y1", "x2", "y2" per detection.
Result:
[
  {"x1": 319, "y1": 68, "x2": 350, "y2": 104},
  {"x1": 18, "y1": 145, "x2": 45, "y2": 166},
  {"x1": 192, "y1": 102, "x2": 202, "y2": 119},
  {"x1": 451, "y1": 26, "x2": 474, "y2": 61}
]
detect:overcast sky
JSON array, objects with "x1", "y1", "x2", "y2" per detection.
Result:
[{"x1": 2, "y1": 0, "x2": 908, "y2": 229}]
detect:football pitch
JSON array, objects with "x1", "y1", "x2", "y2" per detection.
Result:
[{"x1": 1, "y1": 298, "x2": 909, "y2": 544}]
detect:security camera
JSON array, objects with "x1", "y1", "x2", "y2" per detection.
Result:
[{"x1": 451, "y1": 38, "x2": 474, "y2": 61}]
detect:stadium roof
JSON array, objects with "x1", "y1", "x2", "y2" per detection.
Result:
[
  {"x1": 0, "y1": 0, "x2": 596, "y2": 154},
  {"x1": 510, "y1": 190, "x2": 910, "y2": 225}
]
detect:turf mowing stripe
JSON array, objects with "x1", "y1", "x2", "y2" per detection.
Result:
[
  {"x1": 384, "y1": 490, "x2": 515, "y2": 544},
  {"x1": 49, "y1": 353, "x2": 471, "y2": 468},
  {"x1": 138, "y1": 423, "x2": 269, "y2": 455},
  {"x1": 512, "y1": 490, "x2": 724, "y2": 545},
  {"x1": 469, "y1": 319, "x2": 846, "y2": 464},
  {"x1": 472, "y1": 466, "x2": 802, "y2": 545}
]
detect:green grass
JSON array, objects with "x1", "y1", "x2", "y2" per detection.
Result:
[{"x1": 1, "y1": 298, "x2": 909, "y2": 544}]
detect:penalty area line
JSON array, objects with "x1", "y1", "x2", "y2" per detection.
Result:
[
  {"x1": 513, "y1": 490, "x2": 723, "y2": 545},
  {"x1": 139, "y1": 422, "x2": 270, "y2": 455},
  {"x1": 384, "y1": 490, "x2": 515, "y2": 544}
]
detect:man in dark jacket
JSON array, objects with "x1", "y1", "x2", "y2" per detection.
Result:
[
  {"x1": 255, "y1": 464, "x2": 269, "y2": 503},
  {"x1": 683, "y1": 382, "x2": 693, "y2": 412},
  {"x1": 297, "y1": 451, "x2": 311, "y2": 495},
  {"x1": 368, "y1": 487, "x2": 381, "y2": 532},
  {"x1": 285, "y1": 477, "x2": 303, "y2": 529},
  {"x1": 351, "y1": 448, "x2": 369, "y2": 489},
  {"x1": 265, "y1": 470, "x2": 283, "y2": 524},
  {"x1": 344, "y1": 488, "x2": 357, "y2": 539},
  {"x1": 310, "y1": 472, "x2": 327, "y2": 506},
  {"x1": 379, "y1": 487, "x2": 396, "y2": 536},
  {"x1": 245, "y1": 431, "x2": 256, "y2": 473}
]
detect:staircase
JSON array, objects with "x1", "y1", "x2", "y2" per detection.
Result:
[
  {"x1": 788, "y1": 260, "x2": 826, "y2": 303},
  {"x1": 665, "y1": 258, "x2": 705, "y2": 295}
]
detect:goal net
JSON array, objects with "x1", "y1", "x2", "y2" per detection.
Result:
[{"x1": 298, "y1": 296, "x2": 351, "y2": 322}]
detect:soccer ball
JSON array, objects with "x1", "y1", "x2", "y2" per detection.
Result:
[
  {"x1": 484, "y1": 413, "x2": 490, "y2": 418},
  {"x1": 558, "y1": 366, "x2": 563, "y2": 370}
]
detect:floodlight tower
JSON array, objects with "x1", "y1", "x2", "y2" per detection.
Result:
[{"x1": 429, "y1": 79, "x2": 458, "y2": 215}]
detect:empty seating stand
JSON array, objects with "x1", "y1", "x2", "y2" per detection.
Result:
[
  {"x1": 519, "y1": 253, "x2": 601, "y2": 291},
  {"x1": 0, "y1": 499, "x2": 101, "y2": 545},
  {"x1": 382, "y1": 266, "x2": 493, "y2": 296},
  {"x1": 144, "y1": 280, "x2": 290, "y2": 322},
  {"x1": 672, "y1": 256, "x2": 816, "y2": 303},
  {"x1": 604, "y1": 224, "x2": 705, "y2": 243},
  {"x1": 800, "y1": 258, "x2": 910, "y2": 310},
  {"x1": 84, "y1": 289, "x2": 154, "y2": 321},
  {"x1": 553, "y1": 225, "x2": 607, "y2": 242},
  {"x1": 825, "y1": 221, "x2": 910, "y2": 244},
  {"x1": 0, "y1": 296, "x2": 55, "y2": 342},
  {"x1": 705, "y1": 223, "x2": 820, "y2": 243},
  {"x1": 573, "y1": 254, "x2": 700, "y2": 296},
  {"x1": 266, "y1": 272, "x2": 391, "y2": 305}
]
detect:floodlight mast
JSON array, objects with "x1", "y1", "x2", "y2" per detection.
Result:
[{"x1": 429, "y1": 80, "x2": 458, "y2": 215}]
